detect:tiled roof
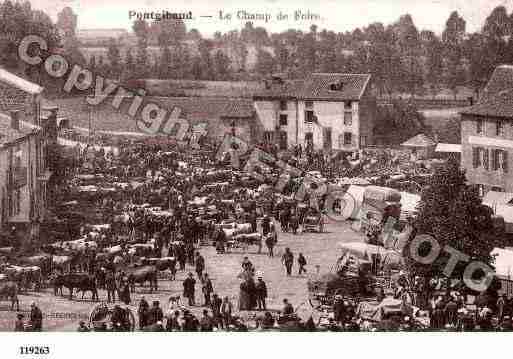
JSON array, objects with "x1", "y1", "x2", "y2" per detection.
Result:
[
  {"x1": 0, "y1": 112, "x2": 38, "y2": 145},
  {"x1": 0, "y1": 68, "x2": 43, "y2": 95},
  {"x1": 460, "y1": 88, "x2": 513, "y2": 118},
  {"x1": 149, "y1": 97, "x2": 255, "y2": 120},
  {"x1": 254, "y1": 73, "x2": 371, "y2": 101},
  {"x1": 46, "y1": 96, "x2": 255, "y2": 133},
  {"x1": 480, "y1": 65, "x2": 513, "y2": 103}
]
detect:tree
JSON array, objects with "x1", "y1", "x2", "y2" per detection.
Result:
[
  {"x1": 442, "y1": 11, "x2": 466, "y2": 99},
  {"x1": 424, "y1": 31, "x2": 444, "y2": 98},
  {"x1": 152, "y1": 18, "x2": 186, "y2": 46},
  {"x1": 405, "y1": 158, "x2": 497, "y2": 280},
  {"x1": 56, "y1": 6, "x2": 77, "y2": 39},
  {"x1": 158, "y1": 45, "x2": 172, "y2": 79},
  {"x1": 107, "y1": 38, "x2": 122, "y2": 79},
  {"x1": 132, "y1": 19, "x2": 150, "y2": 79},
  {"x1": 198, "y1": 39, "x2": 215, "y2": 80},
  {"x1": 213, "y1": 50, "x2": 231, "y2": 80},
  {"x1": 393, "y1": 14, "x2": 423, "y2": 96},
  {"x1": 122, "y1": 48, "x2": 136, "y2": 81},
  {"x1": 255, "y1": 49, "x2": 276, "y2": 76}
]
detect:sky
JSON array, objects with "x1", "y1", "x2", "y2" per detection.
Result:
[{"x1": 26, "y1": 0, "x2": 513, "y2": 36}]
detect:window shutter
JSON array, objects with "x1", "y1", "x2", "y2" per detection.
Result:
[
  {"x1": 472, "y1": 147, "x2": 478, "y2": 168},
  {"x1": 492, "y1": 149, "x2": 498, "y2": 170},
  {"x1": 504, "y1": 150, "x2": 509, "y2": 173},
  {"x1": 483, "y1": 148, "x2": 489, "y2": 170}
]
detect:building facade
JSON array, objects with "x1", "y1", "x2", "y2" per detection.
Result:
[
  {"x1": 460, "y1": 65, "x2": 513, "y2": 195},
  {"x1": 0, "y1": 69, "x2": 48, "y2": 241},
  {"x1": 253, "y1": 73, "x2": 376, "y2": 152}
]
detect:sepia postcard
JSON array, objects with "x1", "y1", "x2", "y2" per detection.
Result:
[{"x1": 1, "y1": 1, "x2": 513, "y2": 354}]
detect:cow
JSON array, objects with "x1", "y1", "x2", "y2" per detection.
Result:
[
  {"x1": 232, "y1": 233, "x2": 262, "y2": 253},
  {"x1": 53, "y1": 273, "x2": 99, "y2": 301},
  {"x1": 0, "y1": 281, "x2": 19, "y2": 311},
  {"x1": 127, "y1": 265, "x2": 158, "y2": 293},
  {"x1": 3, "y1": 265, "x2": 42, "y2": 292},
  {"x1": 20, "y1": 254, "x2": 53, "y2": 278},
  {"x1": 140, "y1": 257, "x2": 177, "y2": 280}
]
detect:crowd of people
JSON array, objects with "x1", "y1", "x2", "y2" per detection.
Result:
[{"x1": 4, "y1": 132, "x2": 510, "y2": 332}]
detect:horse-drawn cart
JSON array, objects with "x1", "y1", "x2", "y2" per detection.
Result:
[{"x1": 89, "y1": 303, "x2": 135, "y2": 331}]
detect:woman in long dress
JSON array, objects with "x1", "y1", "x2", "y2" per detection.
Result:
[{"x1": 237, "y1": 269, "x2": 253, "y2": 310}]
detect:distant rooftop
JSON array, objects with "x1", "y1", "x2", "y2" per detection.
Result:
[
  {"x1": 254, "y1": 73, "x2": 371, "y2": 101},
  {"x1": 460, "y1": 65, "x2": 513, "y2": 119},
  {"x1": 0, "y1": 112, "x2": 39, "y2": 146}
]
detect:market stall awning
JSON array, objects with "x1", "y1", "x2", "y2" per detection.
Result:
[
  {"x1": 482, "y1": 191, "x2": 513, "y2": 207},
  {"x1": 491, "y1": 247, "x2": 513, "y2": 278},
  {"x1": 435, "y1": 143, "x2": 461, "y2": 153},
  {"x1": 401, "y1": 134, "x2": 436, "y2": 148}
]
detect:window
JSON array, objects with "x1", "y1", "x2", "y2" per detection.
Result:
[
  {"x1": 344, "y1": 112, "x2": 352, "y2": 126},
  {"x1": 497, "y1": 120, "x2": 505, "y2": 136},
  {"x1": 278, "y1": 131, "x2": 287, "y2": 150},
  {"x1": 476, "y1": 118, "x2": 483, "y2": 134},
  {"x1": 279, "y1": 114, "x2": 288, "y2": 126},
  {"x1": 305, "y1": 132, "x2": 313, "y2": 147},
  {"x1": 473, "y1": 147, "x2": 487, "y2": 169},
  {"x1": 263, "y1": 131, "x2": 273, "y2": 143},
  {"x1": 491, "y1": 186, "x2": 504, "y2": 192},
  {"x1": 343, "y1": 132, "x2": 352, "y2": 146},
  {"x1": 360, "y1": 136, "x2": 367, "y2": 147},
  {"x1": 344, "y1": 101, "x2": 352, "y2": 110},
  {"x1": 330, "y1": 82, "x2": 344, "y2": 91},
  {"x1": 492, "y1": 149, "x2": 509, "y2": 172},
  {"x1": 9, "y1": 189, "x2": 21, "y2": 217},
  {"x1": 305, "y1": 110, "x2": 315, "y2": 123},
  {"x1": 477, "y1": 184, "x2": 485, "y2": 197},
  {"x1": 279, "y1": 100, "x2": 287, "y2": 111},
  {"x1": 305, "y1": 100, "x2": 313, "y2": 109}
]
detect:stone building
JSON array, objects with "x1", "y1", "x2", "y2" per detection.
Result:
[{"x1": 253, "y1": 73, "x2": 376, "y2": 152}]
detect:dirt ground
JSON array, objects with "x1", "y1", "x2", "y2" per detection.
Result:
[{"x1": 0, "y1": 219, "x2": 364, "y2": 331}]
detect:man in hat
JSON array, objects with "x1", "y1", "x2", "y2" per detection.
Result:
[
  {"x1": 282, "y1": 248, "x2": 294, "y2": 276},
  {"x1": 195, "y1": 252, "x2": 205, "y2": 279},
  {"x1": 183, "y1": 272, "x2": 196, "y2": 306},
  {"x1": 137, "y1": 296, "x2": 149, "y2": 329},
  {"x1": 255, "y1": 275, "x2": 268, "y2": 310},
  {"x1": 148, "y1": 300, "x2": 164, "y2": 326},
  {"x1": 282, "y1": 299, "x2": 294, "y2": 317},
  {"x1": 29, "y1": 302, "x2": 42, "y2": 331},
  {"x1": 261, "y1": 214, "x2": 271, "y2": 236},
  {"x1": 14, "y1": 313, "x2": 25, "y2": 331},
  {"x1": 202, "y1": 273, "x2": 213, "y2": 306},
  {"x1": 105, "y1": 269, "x2": 117, "y2": 303}
]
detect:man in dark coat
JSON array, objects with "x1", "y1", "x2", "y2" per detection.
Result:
[
  {"x1": 282, "y1": 247, "x2": 294, "y2": 276},
  {"x1": 147, "y1": 300, "x2": 164, "y2": 326},
  {"x1": 106, "y1": 270, "x2": 117, "y2": 303},
  {"x1": 29, "y1": 302, "x2": 42, "y2": 331},
  {"x1": 249, "y1": 210, "x2": 258, "y2": 233},
  {"x1": 298, "y1": 253, "x2": 307, "y2": 275},
  {"x1": 255, "y1": 276, "x2": 268, "y2": 310},
  {"x1": 199, "y1": 309, "x2": 214, "y2": 331},
  {"x1": 183, "y1": 272, "x2": 196, "y2": 306},
  {"x1": 138, "y1": 297, "x2": 150, "y2": 329},
  {"x1": 210, "y1": 294, "x2": 223, "y2": 328},
  {"x1": 202, "y1": 273, "x2": 213, "y2": 306},
  {"x1": 195, "y1": 252, "x2": 205, "y2": 279},
  {"x1": 261, "y1": 214, "x2": 271, "y2": 236}
]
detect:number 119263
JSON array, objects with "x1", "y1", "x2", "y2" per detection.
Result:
[{"x1": 19, "y1": 346, "x2": 50, "y2": 355}]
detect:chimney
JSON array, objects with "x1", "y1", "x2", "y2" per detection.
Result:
[{"x1": 9, "y1": 110, "x2": 20, "y2": 131}]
